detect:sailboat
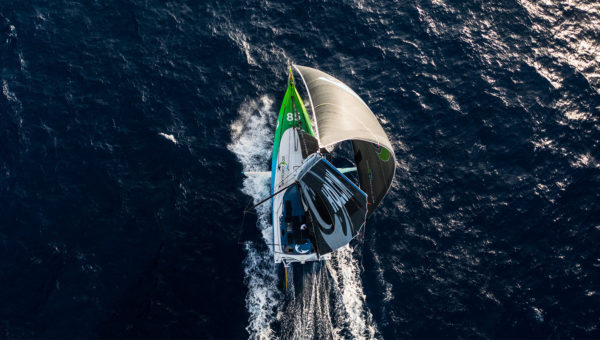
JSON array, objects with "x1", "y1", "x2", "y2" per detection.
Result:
[{"x1": 247, "y1": 65, "x2": 395, "y2": 268}]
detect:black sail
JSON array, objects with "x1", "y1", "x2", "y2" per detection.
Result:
[
  {"x1": 297, "y1": 128, "x2": 319, "y2": 159},
  {"x1": 297, "y1": 156, "x2": 367, "y2": 255},
  {"x1": 352, "y1": 140, "x2": 395, "y2": 216}
]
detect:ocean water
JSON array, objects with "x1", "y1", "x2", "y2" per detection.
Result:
[{"x1": 1, "y1": 0, "x2": 599, "y2": 338}]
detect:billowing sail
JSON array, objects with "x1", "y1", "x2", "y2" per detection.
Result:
[
  {"x1": 293, "y1": 65, "x2": 395, "y2": 216},
  {"x1": 297, "y1": 155, "x2": 367, "y2": 255}
]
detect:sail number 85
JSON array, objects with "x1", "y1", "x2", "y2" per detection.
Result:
[{"x1": 286, "y1": 112, "x2": 298, "y2": 121}]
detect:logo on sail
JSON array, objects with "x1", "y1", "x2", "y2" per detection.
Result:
[{"x1": 309, "y1": 168, "x2": 353, "y2": 236}]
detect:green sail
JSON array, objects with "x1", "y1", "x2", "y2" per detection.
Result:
[{"x1": 271, "y1": 67, "x2": 315, "y2": 193}]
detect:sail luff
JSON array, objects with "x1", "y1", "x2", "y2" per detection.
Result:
[{"x1": 292, "y1": 64, "x2": 321, "y2": 148}]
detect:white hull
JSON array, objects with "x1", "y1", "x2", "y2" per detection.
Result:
[{"x1": 272, "y1": 129, "x2": 328, "y2": 265}]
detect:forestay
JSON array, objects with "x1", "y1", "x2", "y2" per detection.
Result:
[
  {"x1": 297, "y1": 155, "x2": 367, "y2": 255},
  {"x1": 293, "y1": 65, "x2": 395, "y2": 216}
]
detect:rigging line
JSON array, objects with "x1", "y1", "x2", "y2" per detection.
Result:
[
  {"x1": 290, "y1": 76, "x2": 299, "y2": 152},
  {"x1": 279, "y1": 165, "x2": 300, "y2": 184},
  {"x1": 309, "y1": 209, "x2": 322, "y2": 259},
  {"x1": 239, "y1": 196, "x2": 257, "y2": 239},
  {"x1": 244, "y1": 181, "x2": 297, "y2": 213},
  {"x1": 299, "y1": 129, "x2": 309, "y2": 157},
  {"x1": 298, "y1": 185, "x2": 322, "y2": 259},
  {"x1": 292, "y1": 103, "x2": 299, "y2": 151},
  {"x1": 272, "y1": 67, "x2": 292, "y2": 176},
  {"x1": 289, "y1": 64, "x2": 300, "y2": 138}
]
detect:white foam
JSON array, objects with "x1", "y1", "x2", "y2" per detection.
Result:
[
  {"x1": 371, "y1": 245, "x2": 394, "y2": 303},
  {"x1": 159, "y1": 132, "x2": 177, "y2": 144},
  {"x1": 327, "y1": 246, "x2": 379, "y2": 339},
  {"x1": 243, "y1": 242, "x2": 281, "y2": 339},
  {"x1": 2, "y1": 79, "x2": 23, "y2": 127},
  {"x1": 280, "y1": 248, "x2": 380, "y2": 340},
  {"x1": 531, "y1": 306, "x2": 544, "y2": 323},
  {"x1": 228, "y1": 96, "x2": 280, "y2": 339},
  {"x1": 571, "y1": 152, "x2": 599, "y2": 169},
  {"x1": 2, "y1": 80, "x2": 17, "y2": 103},
  {"x1": 280, "y1": 263, "x2": 336, "y2": 340}
]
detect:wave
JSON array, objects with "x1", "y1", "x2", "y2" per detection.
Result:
[
  {"x1": 158, "y1": 132, "x2": 178, "y2": 144},
  {"x1": 1, "y1": 79, "x2": 23, "y2": 128},
  {"x1": 228, "y1": 96, "x2": 280, "y2": 340},
  {"x1": 518, "y1": 0, "x2": 600, "y2": 93},
  {"x1": 2, "y1": 18, "x2": 27, "y2": 72},
  {"x1": 327, "y1": 246, "x2": 379, "y2": 339}
]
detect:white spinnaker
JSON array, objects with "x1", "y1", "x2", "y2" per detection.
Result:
[{"x1": 229, "y1": 95, "x2": 379, "y2": 340}]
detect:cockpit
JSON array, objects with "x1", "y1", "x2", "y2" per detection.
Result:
[{"x1": 280, "y1": 185, "x2": 314, "y2": 255}]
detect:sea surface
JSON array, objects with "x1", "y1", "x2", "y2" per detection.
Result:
[{"x1": 1, "y1": 0, "x2": 599, "y2": 338}]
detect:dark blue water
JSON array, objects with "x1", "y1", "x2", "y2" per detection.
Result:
[{"x1": 1, "y1": 0, "x2": 599, "y2": 338}]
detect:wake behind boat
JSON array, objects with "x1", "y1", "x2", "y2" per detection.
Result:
[{"x1": 246, "y1": 65, "x2": 395, "y2": 268}]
